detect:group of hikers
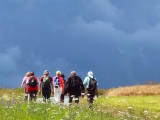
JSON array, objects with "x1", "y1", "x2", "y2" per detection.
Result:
[{"x1": 21, "y1": 70, "x2": 99, "y2": 107}]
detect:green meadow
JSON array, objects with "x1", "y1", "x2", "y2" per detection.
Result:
[{"x1": 0, "y1": 88, "x2": 160, "y2": 120}]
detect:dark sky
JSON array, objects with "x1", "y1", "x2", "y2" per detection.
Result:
[{"x1": 1, "y1": 0, "x2": 160, "y2": 88}]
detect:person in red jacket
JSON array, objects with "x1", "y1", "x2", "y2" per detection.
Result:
[
  {"x1": 26, "y1": 72, "x2": 38, "y2": 102},
  {"x1": 53, "y1": 71, "x2": 64, "y2": 103}
]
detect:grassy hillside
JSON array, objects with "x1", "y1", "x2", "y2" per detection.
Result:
[
  {"x1": 0, "y1": 86, "x2": 160, "y2": 120},
  {"x1": 106, "y1": 84, "x2": 160, "y2": 97}
]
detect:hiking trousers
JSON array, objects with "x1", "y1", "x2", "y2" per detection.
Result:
[
  {"x1": 28, "y1": 90, "x2": 37, "y2": 102},
  {"x1": 54, "y1": 87, "x2": 62, "y2": 102},
  {"x1": 69, "y1": 95, "x2": 79, "y2": 104},
  {"x1": 24, "y1": 88, "x2": 28, "y2": 101},
  {"x1": 87, "y1": 89, "x2": 95, "y2": 104},
  {"x1": 61, "y1": 94, "x2": 64, "y2": 102},
  {"x1": 42, "y1": 89, "x2": 51, "y2": 101}
]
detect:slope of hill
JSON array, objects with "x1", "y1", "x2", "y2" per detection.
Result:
[{"x1": 106, "y1": 84, "x2": 160, "y2": 97}]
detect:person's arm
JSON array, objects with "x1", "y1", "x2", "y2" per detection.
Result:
[
  {"x1": 83, "y1": 77, "x2": 88, "y2": 88},
  {"x1": 39, "y1": 77, "x2": 42, "y2": 91},
  {"x1": 26, "y1": 78, "x2": 29, "y2": 85},
  {"x1": 95, "y1": 78, "x2": 99, "y2": 97},
  {"x1": 21, "y1": 77, "x2": 25, "y2": 88},
  {"x1": 79, "y1": 76, "x2": 85, "y2": 94},
  {"x1": 36, "y1": 78, "x2": 39, "y2": 86},
  {"x1": 66, "y1": 77, "x2": 71, "y2": 96},
  {"x1": 50, "y1": 77, "x2": 54, "y2": 92},
  {"x1": 61, "y1": 77, "x2": 64, "y2": 94},
  {"x1": 64, "y1": 79, "x2": 68, "y2": 95}
]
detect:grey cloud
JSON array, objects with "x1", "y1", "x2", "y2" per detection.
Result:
[
  {"x1": 0, "y1": 47, "x2": 21, "y2": 71},
  {"x1": 131, "y1": 24, "x2": 160, "y2": 42},
  {"x1": 1, "y1": 0, "x2": 160, "y2": 88}
]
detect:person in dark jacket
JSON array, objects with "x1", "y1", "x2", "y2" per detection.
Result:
[
  {"x1": 60, "y1": 74, "x2": 66, "y2": 103},
  {"x1": 66, "y1": 71, "x2": 85, "y2": 105}
]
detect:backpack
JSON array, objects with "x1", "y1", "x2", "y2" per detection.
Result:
[
  {"x1": 28, "y1": 77, "x2": 37, "y2": 88},
  {"x1": 54, "y1": 77, "x2": 60, "y2": 88},
  {"x1": 89, "y1": 77, "x2": 97, "y2": 91},
  {"x1": 71, "y1": 75, "x2": 79, "y2": 89},
  {"x1": 42, "y1": 76, "x2": 51, "y2": 89}
]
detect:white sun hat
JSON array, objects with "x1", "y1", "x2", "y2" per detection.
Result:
[{"x1": 88, "y1": 71, "x2": 93, "y2": 77}]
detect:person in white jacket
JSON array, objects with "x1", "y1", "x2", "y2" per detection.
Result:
[
  {"x1": 53, "y1": 71, "x2": 64, "y2": 103},
  {"x1": 21, "y1": 71, "x2": 31, "y2": 101}
]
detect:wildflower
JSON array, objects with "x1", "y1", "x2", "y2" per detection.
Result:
[
  {"x1": 128, "y1": 106, "x2": 133, "y2": 109},
  {"x1": 1, "y1": 101, "x2": 4, "y2": 106},
  {"x1": 51, "y1": 116, "x2": 54, "y2": 119},
  {"x1": 144, "y1": 110, "x2": 148, "y2": 115},
  {"x1": 46, "y1": 108, "x2": 51, "y2": 111},
  {"x1": 53, "y1": 112, "x2": 59, "y2": 115},
  {"x1": 126, "y1": 110, "x2": 128, "y2": 115},
  {"x1": 155, "y1": 115, "x2": 158, "y2": 119},
  {"x1": 65, "y1": 115, "x2": 69, "y2": 118},
  {"x1": 34, "y1": 109, "x2": 37, "y2": 112}
]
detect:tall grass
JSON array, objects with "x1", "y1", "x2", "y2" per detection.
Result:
[
  {"x1": 1, "y1": 88, "x2": 160, "y2": 119},
  {"x1": 106, "y1": 84, "x2": 160, "y2": 97}
]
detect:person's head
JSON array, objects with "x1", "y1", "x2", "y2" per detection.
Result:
[
  {"x1": 25, "y1": 71, "x2": 31, "y2": 77},
  {"x1": 88, "y1": 71, "x2": 93, "y2": 77},
  {"x1": 56, "y1": 70, "x2": 61, "y2": 77},
  {"x1": 70, "y1": 71, "x2": 76, "y2": 77},
  {"x1": 30, "y1": 72, "x2": 34, "y2": 76},
  {"x1": 61, "y1": 74, "x2": 65, "y2": 78},
  {"x1": 43, "y1": 70, "x2": 50, "y2": 76}
]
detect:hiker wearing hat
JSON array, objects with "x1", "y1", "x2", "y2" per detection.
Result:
[
  {"x1": 53, "y1": 71, "x2": 64, "y2": 103},
  {"x1": 39, "y1": 70, "x2": 54, "y2": 101},
  {"x1": 83, "y1": 71, "x2": 99, "y2": 108},
  {"x1": 21, "y1": 71, "x2": 31, "y2": 101},
  {"x1": 26, "y1": 72, "x2": 38, "y2": 102},
  {"x1": 66, "y1": 71, "x2": 85, "y2": 105}
]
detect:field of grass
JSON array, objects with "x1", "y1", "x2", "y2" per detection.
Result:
[
  {"x1": 106, "y1": 84, "x2": 160, "y2": 97},
  {"x1": 0, "y1": 87, "x2": 160, "y2": 120}
]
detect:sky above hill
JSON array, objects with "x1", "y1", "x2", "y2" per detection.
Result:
[{"x1": 1, "y1": 0, "x2": 160, "y2": 88}]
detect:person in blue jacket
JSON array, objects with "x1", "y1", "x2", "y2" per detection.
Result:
[{"x1": 83, "y1": 71, "x2": 99, "y2": 107}]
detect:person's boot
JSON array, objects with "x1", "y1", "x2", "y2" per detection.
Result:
[
  {"x1": 24, "y1": 96, "x2": 28, "y2": 102},
  {"x1": 88, "y1": 102, "x2": 93, "y2": 108},
  {"x1": 76, "y1": 103, "x2": 79, "y2": 106}
]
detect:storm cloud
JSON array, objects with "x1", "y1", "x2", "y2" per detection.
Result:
[{"x1": 0, "y1": 0, "x2": 160, "y2": 88}]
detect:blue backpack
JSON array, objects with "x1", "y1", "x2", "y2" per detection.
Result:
[{"x1": 54, "y1": 77, "x2": 60, "y2": 88}]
